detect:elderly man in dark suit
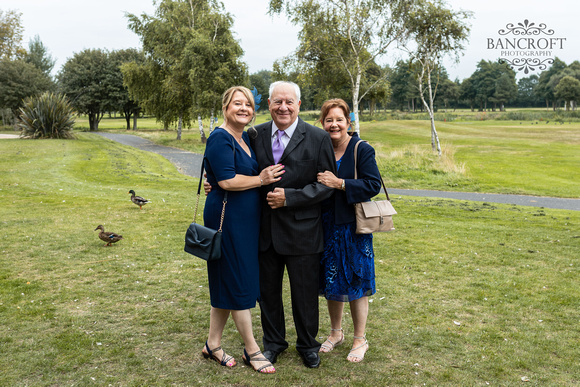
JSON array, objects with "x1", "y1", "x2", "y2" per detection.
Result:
[{"x1": 252, "y1": 81, "x2": 336, "y2": 368}]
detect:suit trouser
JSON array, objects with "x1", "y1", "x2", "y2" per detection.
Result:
[{"x1": 258, "y1": 245, "x2": 321, "y2": 354}]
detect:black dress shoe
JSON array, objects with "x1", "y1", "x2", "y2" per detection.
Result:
[
  {"x1": 299, "y1": 351, "x2": 320, "y2": 368},
  {"x1": 262, "y1": 350, "x2": 279, "y2": 364}
]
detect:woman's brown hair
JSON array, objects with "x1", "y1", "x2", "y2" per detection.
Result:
[{"x1": 319, "y1": 98, "x2": 351, "y2": 124}]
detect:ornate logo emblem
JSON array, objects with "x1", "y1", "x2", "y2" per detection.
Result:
[{"x1": 487, "y1": 20, "x2": 566, "y2": 74}]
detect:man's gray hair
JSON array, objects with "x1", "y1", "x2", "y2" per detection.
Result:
[{"x1": 269, "y1": 81, "x2": 301, "y2": 102}]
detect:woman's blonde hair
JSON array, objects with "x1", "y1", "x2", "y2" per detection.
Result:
[
  {"x1": 319, "y1": 98, "x2": 351, "y2": 124},
  {"x1": 222, "y1": 86, "x2": 256, "y2": 126}
]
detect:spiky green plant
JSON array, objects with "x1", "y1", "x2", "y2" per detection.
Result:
[{"x1": 17, "y1": 92, "x2": 76, "y2": 139}]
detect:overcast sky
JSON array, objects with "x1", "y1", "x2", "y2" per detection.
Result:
[{"x1": 3, "y1": 0, "x2": 578, "y2": 81}]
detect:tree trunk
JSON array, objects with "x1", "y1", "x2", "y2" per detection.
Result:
[
  {"x1": 125, "y1": 112, "x2": 132, "y2": 130},
  {"x1": 352, "y1": 69, "x2": 362, "y2": 134},
  {"x1": 88, "y1": 112, "x2": 99, "y2": 131},
  {"x1": 209, "y1": 110, "x2": 215, "y2": 133},
  {"x1": 176, "y1": 113, "x2": 183, "y2": 140},
  {"x1": 198, "y1": 115, "x2": 207, "y2": 143},
  {"x1": 419, "y1": 67, "x2": 441, "y2": 156}
]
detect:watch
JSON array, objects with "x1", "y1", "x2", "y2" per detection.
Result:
[{"x1": 341, "y1": 179, "x2": 346, "y2": 191}]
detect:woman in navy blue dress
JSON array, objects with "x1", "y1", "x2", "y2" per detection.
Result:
[
  {"x1": 316, "y1": 99, "x2": 382, "y2": 363},
  {"x1": 201, "y1": 86, "x2": 284, "y2": 373}
]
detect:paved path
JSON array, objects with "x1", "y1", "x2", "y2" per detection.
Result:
[
  {"x1": 95, "y1": 132, "x2": 580, "y2": 211},
  {"x1": 96, "y1": 132, "x2": 204, "y2": 178}
]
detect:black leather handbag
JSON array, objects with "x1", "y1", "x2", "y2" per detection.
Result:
[{"x1": 184, "y1": 159, "x2": 227, "y2": 261}]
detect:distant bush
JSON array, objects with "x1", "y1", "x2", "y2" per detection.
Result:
[
  {"x1": 385, "y1": 111, "x2": 460, "y2": 121},
  {"x1": 498, "y1": 110, "x2": 580, "y2": 122},
  {"x1": 17, "y1": 92, "x2": 76, "y2": 139}
]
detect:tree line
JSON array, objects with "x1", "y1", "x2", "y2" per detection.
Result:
[{"x1": 1, "y1": 1, "x2": 579, "y2": 142}]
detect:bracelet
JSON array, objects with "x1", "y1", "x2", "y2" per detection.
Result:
[{"x1": 259, "y1": 177, "x2": 263, "y2": 186}]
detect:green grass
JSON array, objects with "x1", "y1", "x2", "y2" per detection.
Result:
[
  {"x1": 1, "y1": 130, "x2": 578, "y2": 385},
  {"x1": 85, "y1": 112, "x2": 580, "y2": 198}
]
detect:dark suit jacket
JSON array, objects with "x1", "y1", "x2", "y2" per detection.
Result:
[
  {"x1": 329, "y1": 135, "x2": 382, "y2": 225},
  {"x1": 252, "y1": 118, "x2": 336, "y2": 255}
]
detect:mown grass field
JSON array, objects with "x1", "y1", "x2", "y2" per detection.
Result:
[
  {"x1": 1, "y1": 114, "x2": 579, "y2": 386},
  {"x1": 87, "y1": 111, "x2": 580, "y2": 198}
]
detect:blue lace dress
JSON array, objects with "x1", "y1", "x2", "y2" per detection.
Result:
[{"x1": 319, "y1": 158, "x2": 376, "y2": 302}]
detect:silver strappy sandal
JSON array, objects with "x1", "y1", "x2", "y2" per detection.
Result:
[
  {"x1": 347, "y1": 335, "x2": 368, "y2": 362},
  {"x1": 319, "y1": 328, "x2": 344, "y2": 353}
]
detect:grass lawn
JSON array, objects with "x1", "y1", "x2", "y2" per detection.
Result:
[
  {"x1": 0, "y1": 120, "x2": 578, "y2": 385},
  {"x1": 86, "y1": 112, "x2": 580, "y2": 198}
]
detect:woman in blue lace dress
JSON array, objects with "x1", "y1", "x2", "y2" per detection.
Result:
[{"x1": 316, "y1": 99, "x2": 382, "y2": 362}]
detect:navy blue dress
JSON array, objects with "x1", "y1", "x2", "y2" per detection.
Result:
[{"x1": 203, "y1": 128, "x2": 261, "y2": 310}]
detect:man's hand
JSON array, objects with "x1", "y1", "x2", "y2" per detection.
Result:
[{"x1": 267, "y1": 187, "x2": 286, "y2": 209}]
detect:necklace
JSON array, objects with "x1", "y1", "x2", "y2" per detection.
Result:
[
  {"x1": 224, "y1": 126, "x2": 244, "y2": 144},
  {"x1": 333, "y1": 135, "x2": 350, "y2": 153}
]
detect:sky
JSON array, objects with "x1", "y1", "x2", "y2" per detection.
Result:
[{"x1": 3, "y1": 0, "x2": 578, "y2": 81}]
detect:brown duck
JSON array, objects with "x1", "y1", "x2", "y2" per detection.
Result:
[
  {"x1": 94, "y1": 225, "x2": 124, "y2": 246},
  {"x1": 128, "y1": 189, "x2": 150, "y2": 209}
]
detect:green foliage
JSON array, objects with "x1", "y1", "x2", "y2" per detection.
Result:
[
  {"x1": 464, "y1": 60, "x2": 517, "y2": 111},
  {"x1": 124, "y1": 0, "x2": 247, "y2": 137},
  {"x1": 57, "y1": 48, "x2": 116, "y2": 131},
  {"x1": 249, "y1": 70, "x2": 272, "y2": 110},
  {"x1": 109, "y1": 48, "x2": 144, "y2": 129},
  {"x1": 536, "y1": 57, "x2": 567, "y2": 107},
  {"x1": 0, "y1": 59, "x2": 54, "y2": 114},
  {"x1": 490, "y1": 72, "x2": 518, "y2": 110},
  {"x1": 269, "y1": 0, "x2": 413, "y2": 132},
  {"x1": 554, "y1": 75, "x2": 580, "y2": 110},
  {"x1": 406, "y1": 0, "x2": 472, "y2": 63},
  {"x1": 389, "y1": 60, "x2": 420, "y2": 110},
  {"x1": 17, "y1": 92, "x2": 75, "y2": 139},
  {"x1": 0, "y1": 8, "x2": 25, "y2": 60},
  {"x1": 24, "y1": 34, "x2": 55, "y2": 75},
  {"x1": 515, "y1": 75, "x2": 542, "y2": 107}
]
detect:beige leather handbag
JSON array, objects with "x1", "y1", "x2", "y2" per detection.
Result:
[{"x1": 353, "y1": 140, "x2": 397, "y2": 234}]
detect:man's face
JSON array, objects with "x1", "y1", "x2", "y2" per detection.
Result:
[{"x1": 268, "y1": 83, "x2": 301, "y2": 130}]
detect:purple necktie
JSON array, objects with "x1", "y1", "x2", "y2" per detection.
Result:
[{"x1": 272, "y1": 130, "x2": 285, "y2": 164}]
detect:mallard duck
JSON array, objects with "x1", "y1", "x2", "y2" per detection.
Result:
[
  {"x1": 94, "y1": 225, "x2": 123, "y2": 246},
  {"x1": 128, "y1": 189, "x2": 150, "y2": 209}
]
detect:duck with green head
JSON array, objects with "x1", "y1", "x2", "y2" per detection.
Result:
[{"x1": 128, "y1": 189, "x2": 150, "y2": 209}]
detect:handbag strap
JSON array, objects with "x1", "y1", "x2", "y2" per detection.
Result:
[
  {"x1": 193, "y1": 136, "x2": 235, "y2": 232},
  {"x1": 353, "y1": 140, "x2": 390, "y2": 201}
]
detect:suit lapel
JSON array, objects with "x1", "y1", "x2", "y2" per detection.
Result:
[
  {"x1": 280, "y1": 118, "x2": 305, "y2": 163},
  {"x1": 259, "y1": 123, "x2": 275, "y2": 164}
]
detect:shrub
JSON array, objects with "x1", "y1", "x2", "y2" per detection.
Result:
[{"x1": 17, "y1": 92, "x2": 76, "y2": 139}]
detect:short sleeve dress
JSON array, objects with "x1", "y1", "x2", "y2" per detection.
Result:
[{"x1": 203, "y1": 128, "x2": 261, "y2": 310}]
